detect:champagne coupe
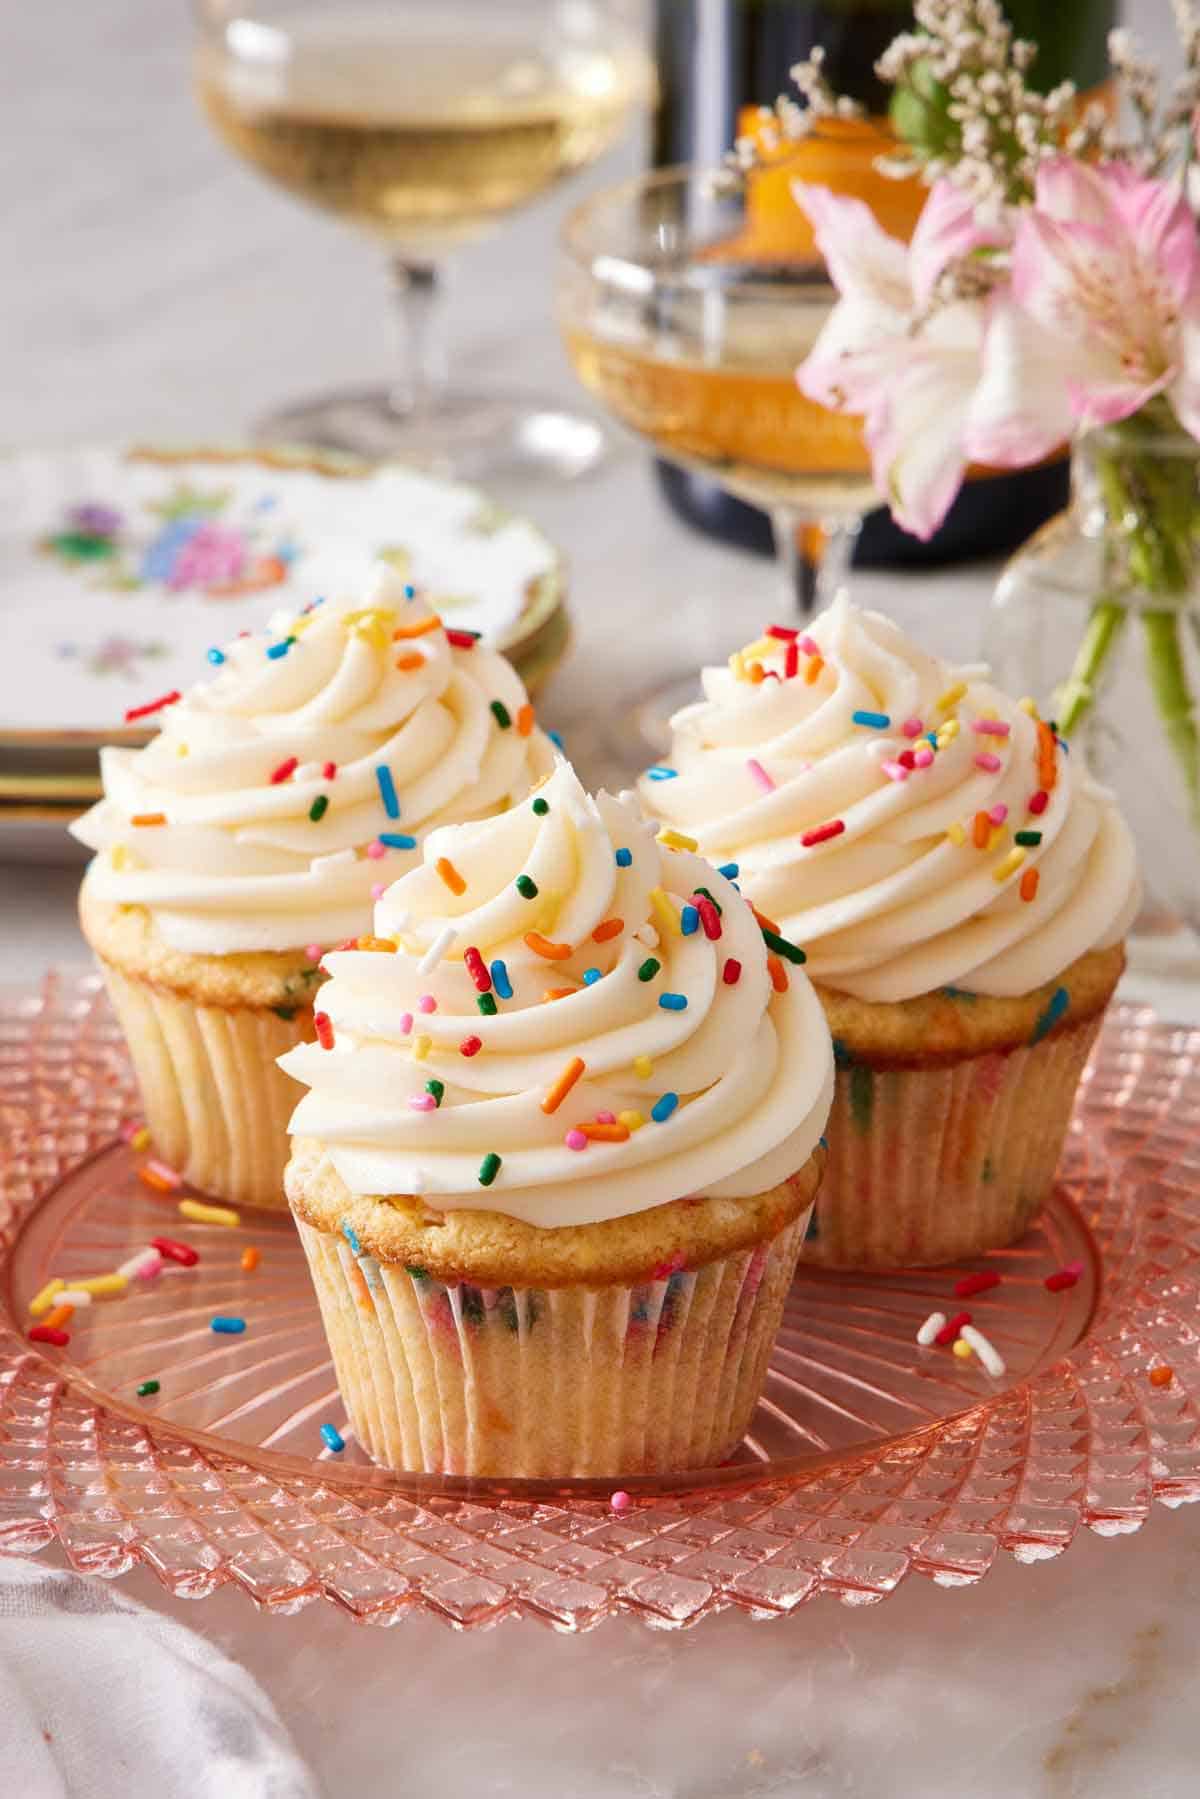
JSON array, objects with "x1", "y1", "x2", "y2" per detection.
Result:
[
  {"x1": 558, "y1": 162, "x2": 880, "y2": 748},
  {"x1": 194, "y1": 0, "x2": 655, "y2": 477}
]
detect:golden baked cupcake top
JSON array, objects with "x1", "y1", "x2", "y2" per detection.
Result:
[
  {"x1": 280, "y1": 761, "x2": 833, "y2": 1229},
  {"x1": 638, "y1": 594, "x2": 1139, "y2": 1002},
  {"x1": 70, "y1": 565, "x2": 552, "y2": 955}
]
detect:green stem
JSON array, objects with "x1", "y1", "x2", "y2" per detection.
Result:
[
  {"x1": 1074, "y1": 420, "x2": 1200, "y2": 822},
  {"x1": 1056, "y1": 600, "x2": 1127, "y2": 738},
  {"x1": 1142, "y1": 608, "x2": 1200, "y2": 829}
]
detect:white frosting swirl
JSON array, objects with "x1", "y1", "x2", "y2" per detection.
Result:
[
  {"x1": 70, "y1": 566, "x2": 552, "y2": 955},
  {"x1": 638, "y1": 596, "x2": 1138, "y2": 1003},
  {"x1": 280, "y1": 762, "x2": 833, "y2": 1228}
]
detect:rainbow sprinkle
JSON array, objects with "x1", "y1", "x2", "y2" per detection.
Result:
[
  {"x1": 543, "y1": 1057, "x2": 586, "y2": 1114},
  {"x1": 658, "y1": 993, "x2": 688, "y2": 1011},
  {"x1": 649, "y1": 887, "x2": 680, "y2": 938},
  {"x1": 490, "y1": 959, "x2": 513, "y2": 999},
  {"x1": 478, "y1": 1152, "x2": 502, "y2": 1187},
  {"x1": 651, "y1": 1093, "x2": 679, "y2": 1123},
  {"x1": 418, "y1": 926, "x2": 456, "y2": 973},
  {"x1": 532, "y1": 797, "x2": 549, "y2": 816},
  {"x1": 762, "y1": 927, "x2": 806, "y2": 964},
  {"x1": 645, "y1": 767, "x2": 677, "y2": 781},
  {"x1": 125, "y1": 690, "x2": 181, "y2": 723},
  {"x1": 637, "y1": 957, "x2": 661, "y2": 982},
  {"x1": 1031, "y1": 986, "x2": 1069, "y2": 1043},
  {"x1": 375, "y1": 765, "x2": 400, "y2": 818},
  {"x1": 525, "y1": 930, "x2": 571, "y2": 960},
  {"x1": 801, "y1": 820, "x2": 844, "y2": 848},
  {"x1": 680, "y1": 904, "x2": 699, "y2": 935},
  {"x1": 974, "y1": 752, "x2": 1003, "y2": 773},
  {"x1": 379, "y1": 832, "x2": 417, "y2": 849},
  {"x1": 207, "y1": 647, "x2": 225, "y2": 665},
  {"x1": 491, "y1": 700, "x2": 512, "y2": 730},
  {"x1": 746, "y1": 757, "x2": 775, "y2": 793},
  {"x1": 852, "y1": 709, "x2": 890, "y2": 730},
  {"x1": 309, "y1": 795, "x2": 329, "y2": 822},
  {"x1": 516, "y1": 874, "x2": 538, "y2": 899},
  {"x1": 436, "y1": 857, "x2": 466, "y2": 895},
  {"x1": 696, "y1": 896, "x2": 722, "y2": 941},
  {"x1": 320, "y1": 1423, "x2": 346, "y2": 1453},
  {"x1": 615, "y1": 847, "x2": 633, "y2": 867}
]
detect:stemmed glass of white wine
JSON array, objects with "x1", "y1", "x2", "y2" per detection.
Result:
[{"x1": 194, "y1": 0, "x2": 654, "y2": 477}]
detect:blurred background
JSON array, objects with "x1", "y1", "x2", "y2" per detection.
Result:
[{"x1": 0, "y1": 0, "x2": 1185, "y2": 900}]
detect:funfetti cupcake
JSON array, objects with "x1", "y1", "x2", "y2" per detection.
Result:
[
  {"x1": 70, "y1": 566, "x2": 552, "y2": 1212},
  {"x1": 637, "y1": 594, "x2": 1139, "y2": 1269},
  {"x1": 279, "y1": 761, "x2": 833, "y2": 1477}
]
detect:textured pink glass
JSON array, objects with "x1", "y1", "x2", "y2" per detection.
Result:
[{"x1": 1, "y1": 970, "x2": 1199, "y2": 1630}]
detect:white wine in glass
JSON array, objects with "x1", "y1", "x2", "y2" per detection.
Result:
[{"x1": 194, "y1": 1, "x2": 655, "y2": 474}]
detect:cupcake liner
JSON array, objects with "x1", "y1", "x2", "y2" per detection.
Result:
[
  {"x1": 99, "y1": 960, "x2": 309, "y2": 1212},
  {"x1": 294, "y1": 1205, "x2": 810, "y2": 1478},
  {"x1": 807, "y1": 1012, "x2": 1104, "y2": 1268}
]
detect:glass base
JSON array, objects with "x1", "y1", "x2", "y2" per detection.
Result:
[{"x1": 255, "y1": 383, "x2": 609, "y2": 483}]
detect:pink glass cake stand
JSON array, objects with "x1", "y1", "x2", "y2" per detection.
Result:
[{"x1": 1, "y1": 970, "x2": 1198, "y2": 1631}]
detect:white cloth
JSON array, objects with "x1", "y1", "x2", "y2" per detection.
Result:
[{"x1": 0, "y1": 1559, "x2": 318, "y2": 1799}]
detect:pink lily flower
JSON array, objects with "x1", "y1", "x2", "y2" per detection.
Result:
[
  {"x1": 971, "y1": 156, "x2": 1200, "y2": 462},
  {"x1": 794, "y1": 180, "x2": 1009, "y2": 540}
]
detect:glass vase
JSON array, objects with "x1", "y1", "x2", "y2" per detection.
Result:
[{"x1": 988, "y1": 413, "x2": 1200, "y2": 938}]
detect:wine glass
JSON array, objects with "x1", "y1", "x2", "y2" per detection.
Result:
[
  {"x1": 193, "y1": 0, "x2": 655, "y2": 479},
  {"x1": 557, "y1": 161, "x2": 881, "y2": 746}
]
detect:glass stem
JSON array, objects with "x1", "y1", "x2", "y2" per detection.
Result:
[
  {"x1": 387, "y1": 257, "x2": 446, "y2": 422},
  {"x1": 770, "y1": 508, "x2": 861, "y2": 616}
]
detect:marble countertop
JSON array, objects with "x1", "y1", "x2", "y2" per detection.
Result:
[{"x1": 5, "y1": 2, "x2": 1198, "y2": 1796}]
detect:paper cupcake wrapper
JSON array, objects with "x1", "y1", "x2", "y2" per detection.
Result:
[
  {"x1": 806, "y1": 1013, "x2": 1104, "y2": 1269},
  {"x1": 295, "y1": 1205, "x2": 810, "y2": 1478},
  {"x1": 99, "y1": 960, "x2": 309, "y2": 1213}
]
